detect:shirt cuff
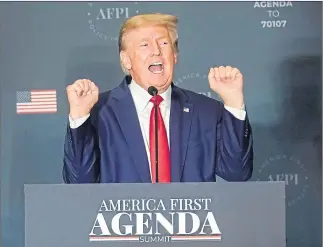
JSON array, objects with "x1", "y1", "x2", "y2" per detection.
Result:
[
  {"x1": 224, "y1": 104, "x2": 246, "y2": 121},
  {"x1": 69, "y1": 114, "x2": 90, "y2": 129}
]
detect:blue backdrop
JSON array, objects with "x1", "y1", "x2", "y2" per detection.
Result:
[{"x1": 0, "y1": 1, "x2": 322, "y2": 247}]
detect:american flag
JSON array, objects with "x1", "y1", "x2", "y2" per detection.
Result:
[{"x1": 16, "y1": 89, "x2": 57, "y2": 114}]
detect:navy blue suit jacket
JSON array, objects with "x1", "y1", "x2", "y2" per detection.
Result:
[{"x1": 63, "y1": 76, "x2": 253, "y2": 183}]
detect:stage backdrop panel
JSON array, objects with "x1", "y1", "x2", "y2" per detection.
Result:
[{"x1": 0, "y1": 2, "x2": 321, "y2": 247}]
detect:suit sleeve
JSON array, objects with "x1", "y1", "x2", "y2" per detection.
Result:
[
  {"x1": 62, "y1": 111, "x2": 100, "y2": 184},
  {"x1": 215, "y1": 105, "x2": 253, "y2": 181}
]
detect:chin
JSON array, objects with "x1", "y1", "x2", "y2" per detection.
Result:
[
  {"x1": 149, "y1": 75, "x2": 171, "y2": 88},
  {"x1": 155, "y1": 82, "x2": 172, "y2": 94}
]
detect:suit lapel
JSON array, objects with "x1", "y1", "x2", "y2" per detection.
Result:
[
  {"x1": 110, "y1": 77, "x2": 151, "y2": 183},
  {"x1": 109, "y1": 78, "x2": 193, "y2": 183},
  {"x1": 169, "y1": 85, "x2": 193, "y2": 182}
]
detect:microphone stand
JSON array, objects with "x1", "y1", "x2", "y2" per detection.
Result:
[
  {"x1": 148, "y1": 86, "x2": 159, "y2": 184},
  {"x1": 154, "y1": 92, "x2": 159, "y2": 183}
]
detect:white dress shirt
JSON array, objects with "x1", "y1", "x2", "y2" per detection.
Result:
[{"x1": 69, "y1": 80, "x2": 246, "y2": 178}]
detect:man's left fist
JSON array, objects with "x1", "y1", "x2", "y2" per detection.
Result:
[{"x1": 208, "y1": 66, "x2": 244, "y2": 109}]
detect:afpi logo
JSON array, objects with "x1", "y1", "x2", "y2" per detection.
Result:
[
  {"x1": 89, "y1": 198, "x2": 221, "y2": 243},
  {"x1": 256, "y1": 154, "x2": 309, "y2": 207},
  {"x1": 87, "y1": 2, "x2": 140, "y2": 43}
]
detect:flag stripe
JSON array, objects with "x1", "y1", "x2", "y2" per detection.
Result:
[
  {"x1": 30, "y1": 89, "x2": 56, "y2": 92},
  {"x1": 17, "y1": 110, "x2": 57, "y2": 114},
  {"x1": 31, "y1": 99, "x2": 56, "y2": 102},
  {"x1": 31, "y1": 95, "x2": 56, "y2": 99},
  {"x1": 17, "y1": 109, "x2": 57, "y2": 112},
  {"x1": 17, "y1": 105, "x2": 57, "y2": 109},
  {"x1": 17, "y1": 102, "x2": 56, "y2": 106}
]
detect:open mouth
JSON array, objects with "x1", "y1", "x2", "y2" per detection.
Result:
[{"x1": 148, "y1": 62, "x2": 164, "y2": 74}]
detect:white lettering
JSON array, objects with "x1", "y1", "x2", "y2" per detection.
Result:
[
  {"x1": 267, "y1": 10, "x2": 280, "y2": 18},
  {"x1": 96, "y1": 8, "x2": 129, "y2": 20},
  {"x1": 155, "y1": 213, "x2": 175, "y2": 234},
  {"x1": 111, "y1": 213, "x2": 133, "y2": 235},
  {"x1": 170, "y1": 198, "x2": 212, "y2": 211},
  {"x1": 177, "y1": 212, "x2": 200, "y2": 234},
  {"x1": 99, "y1": 199, "x2": 167, "y2": 212},
  {"x1": 89, "y1": 212, "x2": 221, "y2": 236},
  {"x1": 254, "y1": 1, "x2": 293, "y2": 8},
  {"x1": 261, "y1": 20, "x2": 287, "y2": 28},
  {"x1": 115, "y1": 8, "x2": 129, "y2": 19},
  {"x1": 89, "y1": 213, "x2": 111, "y2": 236},
  {"x1": 269, "y1": 174, "x2": 299, "y2": 185},
  {"x1": 199, "y1": 212, "x2": 221, "y2": 234},
  {"x1": 135, "y1": 213, "x2": 152, "y2": 235}
]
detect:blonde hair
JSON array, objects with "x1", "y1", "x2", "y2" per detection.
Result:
[{"x1": 118, "y1": 13, "x2": 179, "y2": 74}]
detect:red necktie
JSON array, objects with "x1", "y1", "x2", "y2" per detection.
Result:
[{"x1": 149, "y1": 95, "x2": 171, "y2": 183}]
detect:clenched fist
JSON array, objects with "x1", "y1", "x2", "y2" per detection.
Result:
[
  {"x1": 66, "y1": 79, "x2": 99, "y2": 119},
  {"x1": 208, "y1": 66, "x2": 244, "y2": 109}
]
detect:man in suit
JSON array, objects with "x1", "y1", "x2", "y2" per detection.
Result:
[{"x1": 63, "y1": 13, "x2": 253, "y2": 184}]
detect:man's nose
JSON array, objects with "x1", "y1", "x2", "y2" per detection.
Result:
[{"x1": 151, "y1": 41, "x2": 161, "y2": 56}]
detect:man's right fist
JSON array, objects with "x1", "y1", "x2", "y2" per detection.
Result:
[{"x1": 66, "y1": 79, "x2": 99, "y2": 119}]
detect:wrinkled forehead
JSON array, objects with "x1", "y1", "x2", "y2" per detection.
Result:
[{"x1": 124, "y1": 25, "x2": 171, "y2": 43}]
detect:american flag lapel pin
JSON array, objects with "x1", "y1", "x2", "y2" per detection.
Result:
[{"x1": 183, "y1": 107, "x2": 189, "y2": 113}]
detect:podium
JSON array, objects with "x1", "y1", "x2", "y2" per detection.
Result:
[{"x1": 25, "y1": 182, "x2": 286, "y2": 247}]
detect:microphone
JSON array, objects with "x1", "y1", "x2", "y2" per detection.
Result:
[
  {"x1": 148, "y1": 86, "x2": 159, "y2": 183},
  {"x1": 148, "y1": 86, "x2": 158, "y2": 96}
]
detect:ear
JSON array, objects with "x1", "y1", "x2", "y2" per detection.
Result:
[
  {"x1": 120, "y1": 51, "x2": 132, "y2": 70},
  {"x1": 174, "y1": 52, "x2": 178, "y2": 64}
]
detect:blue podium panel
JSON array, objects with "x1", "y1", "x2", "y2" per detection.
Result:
[{"x1": 25, "y1": 182, "x2": 285, "y2": 247}]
